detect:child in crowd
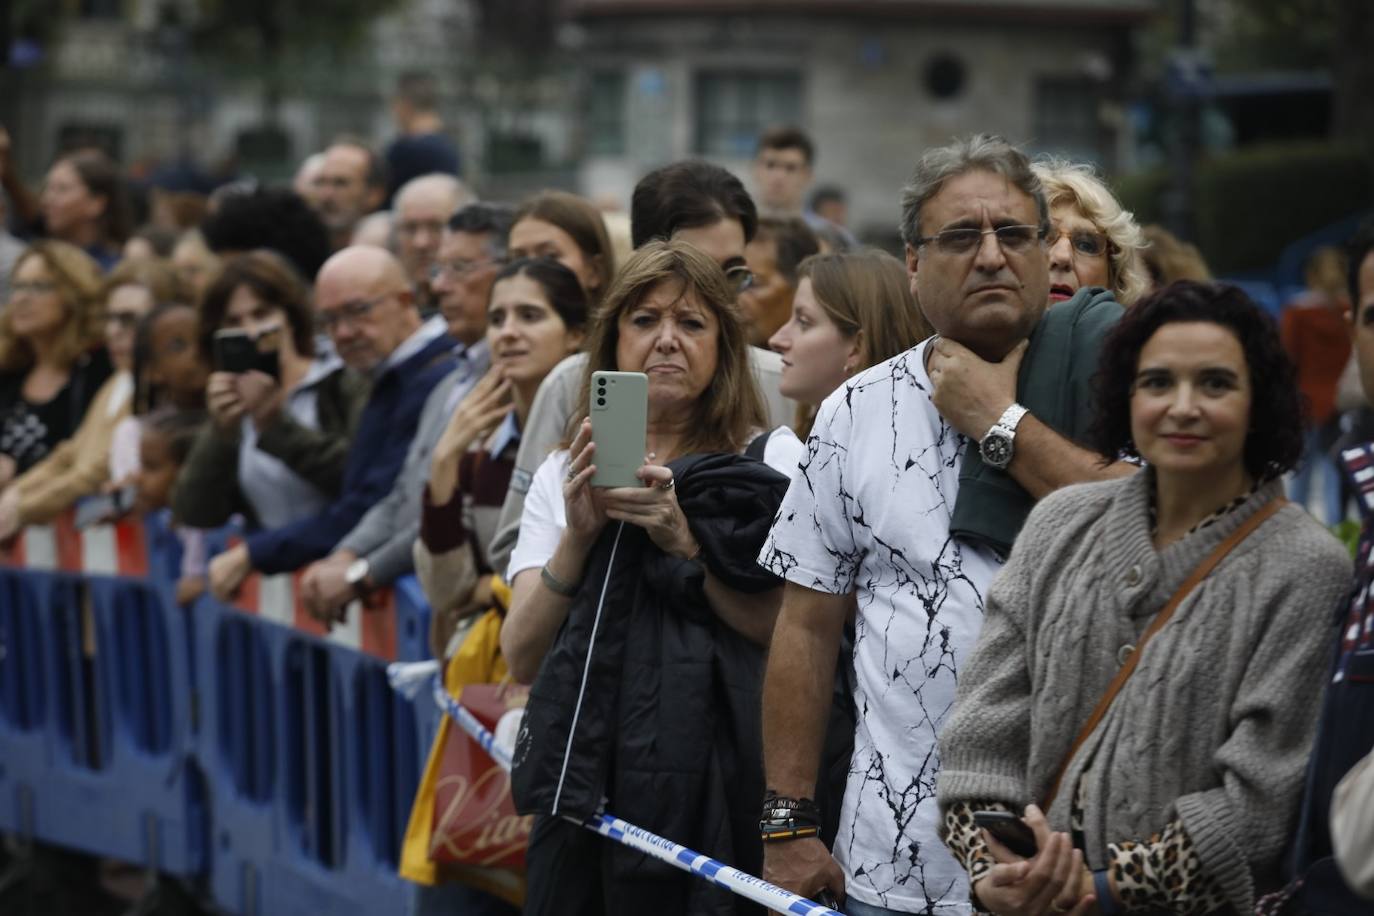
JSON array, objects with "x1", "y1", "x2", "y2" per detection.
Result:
[
  {"x1": 110, "y1": 302, "x2": 210, "y2": 483},
  {"x1": 134, "y1": 407, "x2": 211, "y2": 605}
]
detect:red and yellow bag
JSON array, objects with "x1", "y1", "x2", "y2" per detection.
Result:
[{"x1": 400, "y1": 581, "x2": 533, "y2": 905}]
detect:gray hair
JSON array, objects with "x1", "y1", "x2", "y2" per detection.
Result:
[
  {"x1": 447, "y1": 202, "x2": 515, "y2": 260},
  {"x1": 898, "y1": 134, "x2": 1049, "y2": 247}
]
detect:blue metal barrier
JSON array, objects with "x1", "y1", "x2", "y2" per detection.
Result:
[
  {"x1": 393, "y1": 575, "x2": 433, "y2": 663},
  {"x1": 0, "y1": 511, "x2": 206, "y2": 879},
  {"x1": 2, "y1": 512, "x2": 439, "y2": 915}
]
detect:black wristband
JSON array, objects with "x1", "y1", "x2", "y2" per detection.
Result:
[{"x1": 760, "y1": 791, "x2": 822, "y2": 843}]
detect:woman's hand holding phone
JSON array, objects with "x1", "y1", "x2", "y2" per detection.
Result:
[
  {"x1": 561, "y1": 418, "x2": 608, "y2": 543},
  {"x1": 975, "y1": 805, "x2": 1096, "y2": 916},
  {"x1": 206, "y1": 372, "x2": 246, "y2": 430},
  {"x1": 237, "y1": 370, "x2": 285, "y2": 431},
  {"x1": 599, "y1": 459, "x2": 699, "y2": 559}
]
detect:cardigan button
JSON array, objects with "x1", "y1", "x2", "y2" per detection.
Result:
[
  {"x1": 1117, "y1": 644, "x2": 1135, "y2": 666},
  {"x1": 1124, "y1": 565, "x2": 1142, "y2": 586}
]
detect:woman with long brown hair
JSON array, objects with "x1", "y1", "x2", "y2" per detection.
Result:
[
  {"x1": 503, "y1": 240, "x2": 806, "y2": 915},
  {"x1": 769, "y1": 248, "x2": 931, "y2": 439}
]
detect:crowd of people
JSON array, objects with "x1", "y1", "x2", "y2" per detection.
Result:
[{"x1": 1, "y1": 70, "x2": 1373, "y2": 916}]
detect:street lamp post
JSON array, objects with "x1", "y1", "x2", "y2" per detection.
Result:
[{"x1": 1164, "y1": 0, "x2": 1205, "y2": 242}]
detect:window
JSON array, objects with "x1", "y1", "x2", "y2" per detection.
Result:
[
  {"x1": 1033, "y1": 78, "x2": 1103, "y2": 166},
  {"x1": 694, "y1": 70, "x2": 802, "y2": 158},
  {"x1": 586, "y1": 70, "x2": 626, "y2": 157},
  {"x1": 79, "y1": 0, "x2": 122, "y2": 18}
]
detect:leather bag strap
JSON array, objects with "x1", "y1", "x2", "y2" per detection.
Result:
[{"x1": 1041, "y1": 496, "x2": 1287, "y2": 811}]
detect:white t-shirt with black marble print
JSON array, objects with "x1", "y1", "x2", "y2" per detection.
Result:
[{"x1": 759, "y1": 338, "x2": 1003, "y2": 913}]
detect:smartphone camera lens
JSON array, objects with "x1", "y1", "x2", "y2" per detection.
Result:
[{"x1": 596, "y1": 397, "x2": 606, "y2": 407}]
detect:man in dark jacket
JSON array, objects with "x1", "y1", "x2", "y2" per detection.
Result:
[
  {"x1": 207, "y1": 245, "x2": 457, "y2": 599},
  {"x1": 1283, "y1": 219, "x2": 1374, "y2": 913}
]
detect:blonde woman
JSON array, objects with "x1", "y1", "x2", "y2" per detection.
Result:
[
  {"x1": 1034, "y1": 159, "x2": 1149, "y2": 308},
  {"x1": 0, "y1": 241, "x2": 110, "y2": 487},
  {"x1": 769, "y1": 249, "x2": 932, "y2": 438},
  {"x1": 0, "y1": 257, "x2": 182, "y2": 538}
]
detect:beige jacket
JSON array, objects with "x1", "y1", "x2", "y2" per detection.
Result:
[{"x1": 12, "y1": 372, "x2": 133, "y2": 524}]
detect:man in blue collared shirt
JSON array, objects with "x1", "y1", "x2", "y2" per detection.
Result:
[{"x1": 297, "y1": 203, "x2": 514, "y2": 618}]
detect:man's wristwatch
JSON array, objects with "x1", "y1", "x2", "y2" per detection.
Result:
[
  {"x1": 345, "y1": 557, "x2": 373, "y2": 598},
  {"x1": 979, "y1": 403, "x2": 1029, "y2": 470}
]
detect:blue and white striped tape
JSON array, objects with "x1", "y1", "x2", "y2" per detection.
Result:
[{"x1": 406, "y1": 667, "x2": 843, "y2": 916}]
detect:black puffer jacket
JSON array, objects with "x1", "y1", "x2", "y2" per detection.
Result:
[{"x1": 512, "y1": 449, "x2": 851, "y2": 915}]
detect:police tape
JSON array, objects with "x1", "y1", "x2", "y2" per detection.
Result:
[{"x1": 386, "y1": 662, "x2": 844, "y2": 916}]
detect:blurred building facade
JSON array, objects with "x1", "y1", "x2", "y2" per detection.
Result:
[
  {"x1": 566, "y1": 0, "x2": 1156, "y2": 243},
  {"x1": 5, "y1": 0, "x2": 1157, "y2": 244}
]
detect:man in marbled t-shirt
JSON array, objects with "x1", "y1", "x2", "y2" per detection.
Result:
[{"x1": 758, "y1": 135, "x2": 1131, "y2": 914}]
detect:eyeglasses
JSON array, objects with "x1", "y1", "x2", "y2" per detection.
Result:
[
  {"x1": 1047, "y1": 226, "x2": 1110, "y2": 258},
  {"x1": 429, "y1": 258, "x2": 507, "y2": 283},
  {"x1": 104, "y1": 310, "x2": 143, "y2": 329},
  {"x1": 317, "y1": 292, "x2": 393, "y2": 332},
  {"x1": 725, "y1": 264, "x2": 755, "y2": 294},
  {"x1": 914, "y1": 225, "x2": 1044, "y2": 256},
  {"x1": 9, "y1": 280, "x2": 58, "y2": 298}
]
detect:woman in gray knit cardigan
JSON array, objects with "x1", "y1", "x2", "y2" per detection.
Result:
[{"x1": 937, "y1": 281, "x2": 1352, "y2": 916}]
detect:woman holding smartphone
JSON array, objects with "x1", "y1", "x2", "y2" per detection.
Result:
[
  {"x1": 768, "y1": 249, "x2": 930, "y2": 439},
  {"x1": 936, "y1": 282, "x2": 1349, "y2": 914},
  {"x1": 413, "y1": 257, "x2": 588, "y2": 654},
  {"x1": 172, "y1": 249, "x2": 367, "y2": 531},
  {"x1": 502, "y1": 241, "x2": 808, "y2": 916}
]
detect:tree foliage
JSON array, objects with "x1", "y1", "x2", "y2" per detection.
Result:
[
  {"x1": 188, "y1": 0, "x2": 404, "y2": 59},
  {"x1": 1210, "y1": 0, "x2": 1335, "y2": 72},
  {"x1": 1212, "y1": 0, "x2": 1374, "y2": 146}
]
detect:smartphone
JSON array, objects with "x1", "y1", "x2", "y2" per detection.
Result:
[
  {"x1": 589, "y1": 371, "x2": 648, "y2": 488},
  {"x1": 972, "y1": 810, "x2": 1039, "y2": 858},
  {"x1": 213, "y1": 327, "x2": 281, "y2": 379}
]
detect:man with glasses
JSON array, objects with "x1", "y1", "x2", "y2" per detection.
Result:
[
  {"x1": 393, "y1": 173, "x2": 474, "y2": 312},
  {"x1": 208, "y1": 245, "x2": 459, "y2": 600},
  {"x1": 299, "y1": 203, "x2": 512, "y2": 620},
  {"x1": 758, "y1": 135, "x2": 1130, "y2": 915}
]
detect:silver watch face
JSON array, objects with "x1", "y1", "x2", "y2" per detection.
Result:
[
  {"x1": 346, "y1": 558, "x2": 370, "y2": 585},
  {"x1": 981, "y1": 429, "x2": 1014, "y2": 469}
]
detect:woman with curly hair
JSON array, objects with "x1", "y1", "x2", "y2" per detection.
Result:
[
  {"x1": 1034, "y1": 158, "x2": 1150, "y2": 308},
  {"x1": 937, "y1": 281, "x2": 1350, "y2": 914},
  {"x1": 0, "y1": 256, "x2": 183, "y2": 538},
  {"x1": 0, "y1": 241, "x2": 111, "y2": 487}
]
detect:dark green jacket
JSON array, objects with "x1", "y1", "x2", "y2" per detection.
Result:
[
  {"x1": 172, "y1": 363, "x2": 369, "y2": 529},
  {"x1": 949, "y1": 286, "x2": 1122, "y2": 556}
]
